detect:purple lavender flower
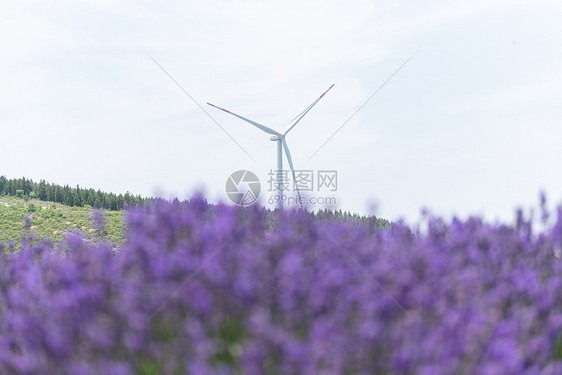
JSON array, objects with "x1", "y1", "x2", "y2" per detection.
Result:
[
  {"x1": 90, "y1": 209, "x2": 106, "y2": 233},
  {"x1": 24, "y1": 216, "x2": 32, "y2": 230},
  {"x1": 0, "y1": 195, "x2": 561, "y2": 373}
]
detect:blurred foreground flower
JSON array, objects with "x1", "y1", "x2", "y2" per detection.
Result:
[{"x1": 0, "y1": 197, "x2": 561, "y2": 374}]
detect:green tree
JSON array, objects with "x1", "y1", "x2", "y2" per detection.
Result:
[
  {"x1": 38, "y1": 180, "x2": 48, "y2": 201},
  {"x1": 0, "y1": 175, "x2": 7, "y2": 195}
]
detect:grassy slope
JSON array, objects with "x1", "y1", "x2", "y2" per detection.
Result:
[
  {"x1": 0, "y1": 196, "x2": 124, "y2": 250},
  {"x1": 1, "y1": 195, "x2": 390, "y2": 251}
]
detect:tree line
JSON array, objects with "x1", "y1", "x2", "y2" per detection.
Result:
[{"x1": 0, "y1": 176, "x2": 151, "y2": 211}]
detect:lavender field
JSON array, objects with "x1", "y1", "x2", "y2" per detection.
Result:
[{"x1": 1, "y1": 196, "x2": 562, "y2": 374}]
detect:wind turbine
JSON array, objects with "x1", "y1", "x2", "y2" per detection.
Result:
[{"x1": 207, "y1": 84, "x2": 334, "y2": 210}]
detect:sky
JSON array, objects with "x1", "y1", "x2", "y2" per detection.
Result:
[{"x1": 1, "y1": 0, "x2": 561, "y2": 223}]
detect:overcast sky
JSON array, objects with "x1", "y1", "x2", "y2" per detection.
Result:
[{"x1": 2, "y1": 0, "x2": 561, "y2": 222}]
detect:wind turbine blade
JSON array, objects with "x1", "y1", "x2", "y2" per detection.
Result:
[
  {"x1": 284, "y1": 84, "x2": 334, "y2": 136},
  {"x1": 288, "y1": 101, "x2": 316, "y2": 125},
  {"x1": 306, "y1": 53, "x2": 416, "y2": 163},
  {"x1": 207, "y1": 103, "x2": 281, "y2": 136},
  {"x1": 282, "y1": 139, "x2": 303, "y2": 208}
]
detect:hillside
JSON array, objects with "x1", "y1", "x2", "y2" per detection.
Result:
[
  {"x1": 0, "y1": 196, "x2": 124, "y2": 250},
  {"x1": 0, "y1": 175, "x2": 391, "y2": 252}
]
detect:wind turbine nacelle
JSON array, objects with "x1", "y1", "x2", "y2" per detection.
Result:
[{"x1": 270, "y1": 135, "x2": 282, "y2": 141}]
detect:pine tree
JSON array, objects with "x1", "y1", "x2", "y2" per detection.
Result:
[{"x1": 38, "y1": 180, "x2": 48, "y2": 201}]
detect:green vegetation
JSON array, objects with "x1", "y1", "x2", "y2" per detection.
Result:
[
  {"x1": 0, "y1": 175, "x2": 151, "y2": 211},
  {"x1": 313, "y1": 208, "x2": 390, "y2": 229},
  {"x1": 0, "y1": 176, "x2": 390, "y2": 251},
  {"x1": 0, "y1": 196, "x2": 124, "y2": 250}
]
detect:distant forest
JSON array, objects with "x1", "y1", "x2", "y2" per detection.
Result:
[{"x1": 0, "y1": 176, "x2": 149, "y2": 211}]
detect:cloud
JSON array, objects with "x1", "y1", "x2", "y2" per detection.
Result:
[
  {"x1": 2, "y1": 0, "x2": 562, "y2": 221},
  {"x1": 459, "y1": 73, "x2": 562, "y2": 111},
  {"x1": 376, "y1": 0, "x2": 562, "y2": 39}
]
